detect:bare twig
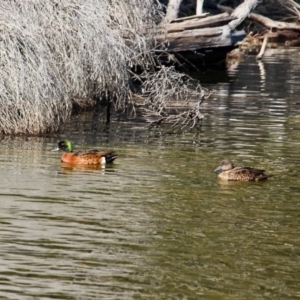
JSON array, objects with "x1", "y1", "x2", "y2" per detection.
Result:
[{"x1": 137, "y1": 66, "x2": 214, "y2": 128}]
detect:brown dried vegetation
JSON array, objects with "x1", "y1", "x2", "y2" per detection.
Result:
[{"x1": 0, "y1": 0, "x2": 210, "y2": 134}]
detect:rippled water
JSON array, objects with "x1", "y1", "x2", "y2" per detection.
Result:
[{"x1": 1, "y1": 49, "x2": 300, "y2": 299}]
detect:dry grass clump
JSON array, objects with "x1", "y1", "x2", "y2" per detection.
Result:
[{"x1": 0, "y1": 0, "x2": 209, "y2": 134}]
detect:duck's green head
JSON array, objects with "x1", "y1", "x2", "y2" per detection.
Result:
[{"x1": 52, "y1": 140, "x2": 74, "y2": 152}]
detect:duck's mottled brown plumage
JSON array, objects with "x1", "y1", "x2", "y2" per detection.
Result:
[{"x1": 214, "y1": 159, "x2": 271, "y2": 181}]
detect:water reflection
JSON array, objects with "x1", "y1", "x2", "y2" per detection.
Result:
[
  {"x1": 1, "y1": 50, "x2": 300, "y2": 299},
  {"x1": 59, "y1": 162, "x2": 110, "y2": 171}
]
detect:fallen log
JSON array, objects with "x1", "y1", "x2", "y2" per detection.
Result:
[
  {"x1": 250, "y1": 13, "x2": 300, "y2": 31},
  {"x1": 166, "y1": 12, "x2": 236, "y2": 33},
  {"x1": 229, "y1": 0, "x2": 259, "y2": 29},
  {"x1": 156, "y1": 25, "x2": 245, "y2": 52},
  {"x1": 156, "y1": 0, "x2": 262, "y2": 55},
  {"x1": 168, "y1": 13, "x2": 209, "y2": 23}
]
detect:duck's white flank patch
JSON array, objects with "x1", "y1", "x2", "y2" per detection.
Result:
[{"x1": 101, "y1": 156, "x2": 106, "y2": 164}]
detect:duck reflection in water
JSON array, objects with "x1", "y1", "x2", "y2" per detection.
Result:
[{"x1": 214, "y1": 159, "x2": 271, "y2": 181}]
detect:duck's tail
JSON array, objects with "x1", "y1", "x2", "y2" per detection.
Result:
[
  {"x1": 256, "y1": 173, "x2": 273, "y2": 181},
  {"x1": 103, "y1": 151, "x2": 118, "y2": 164}
]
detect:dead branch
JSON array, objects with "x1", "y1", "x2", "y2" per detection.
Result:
[
  {"x1": 250, "y1": 13, "x2": 300, "y2": 31},
  {"x1": 229, "y1": 0, "x2": 260, "y2": 30},
  {"x1": 256, "y1": 35, "x2": 269, "y2": 60},
  {"x1": 136, "y1": 66, "x2": 214, "y2": 129},
  {"x1": 164, "y1": 12, "x2": 236, "y2": 33}
]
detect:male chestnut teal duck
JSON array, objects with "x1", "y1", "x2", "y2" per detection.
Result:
[
  {"x1": 214, "y1": 159, "x2": 271, "y2": 181},
  {"x1": 52, "y1": 140, "x2": 117, "y2": 165}
]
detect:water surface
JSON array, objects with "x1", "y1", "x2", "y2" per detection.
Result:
[{"x1": 1, "y1": 49, "x2": 300, "y2": 299}]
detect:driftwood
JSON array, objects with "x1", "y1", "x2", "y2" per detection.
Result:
[
  {"x1": 217, "y1": 2, "x2": 300, "y2": 41},
  {"x1": 229, "y1": 0, "x2": 259, "y2": 29},
  {"x1": 250, "y1": 13, "x2": 300, "y2": 31},
  {"x1": 168, "y1": 13, "x2": 209, "y2": 23},
  {"x1": 256, "y1": 35, "x2": 268, "y2": 60},
  {"x1": 218, "y1": 4, "x2": 300, "y2": 32},
  {"x1": 196, "y1": 0, "x2": 204, "y2": 15},
  {"x1": 157, "y1": 25, "x2": 244, "y2": 52},
  {"x1": 157, "y1": 0, "x2": 262, "y2": 54},
  {"x1": 165, "y1": 13, "x2": 236, "y2": 33},
  {"x1": 158, "y1": 0, "x2": 300, "y2": 62},
  {"x1": 165, "y1": 0, "x2": 182, "y2": 20}
]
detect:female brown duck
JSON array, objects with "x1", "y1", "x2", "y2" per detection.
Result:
[{"x1": 214, "y1": 159, "x2": 271, "y2": 181}]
